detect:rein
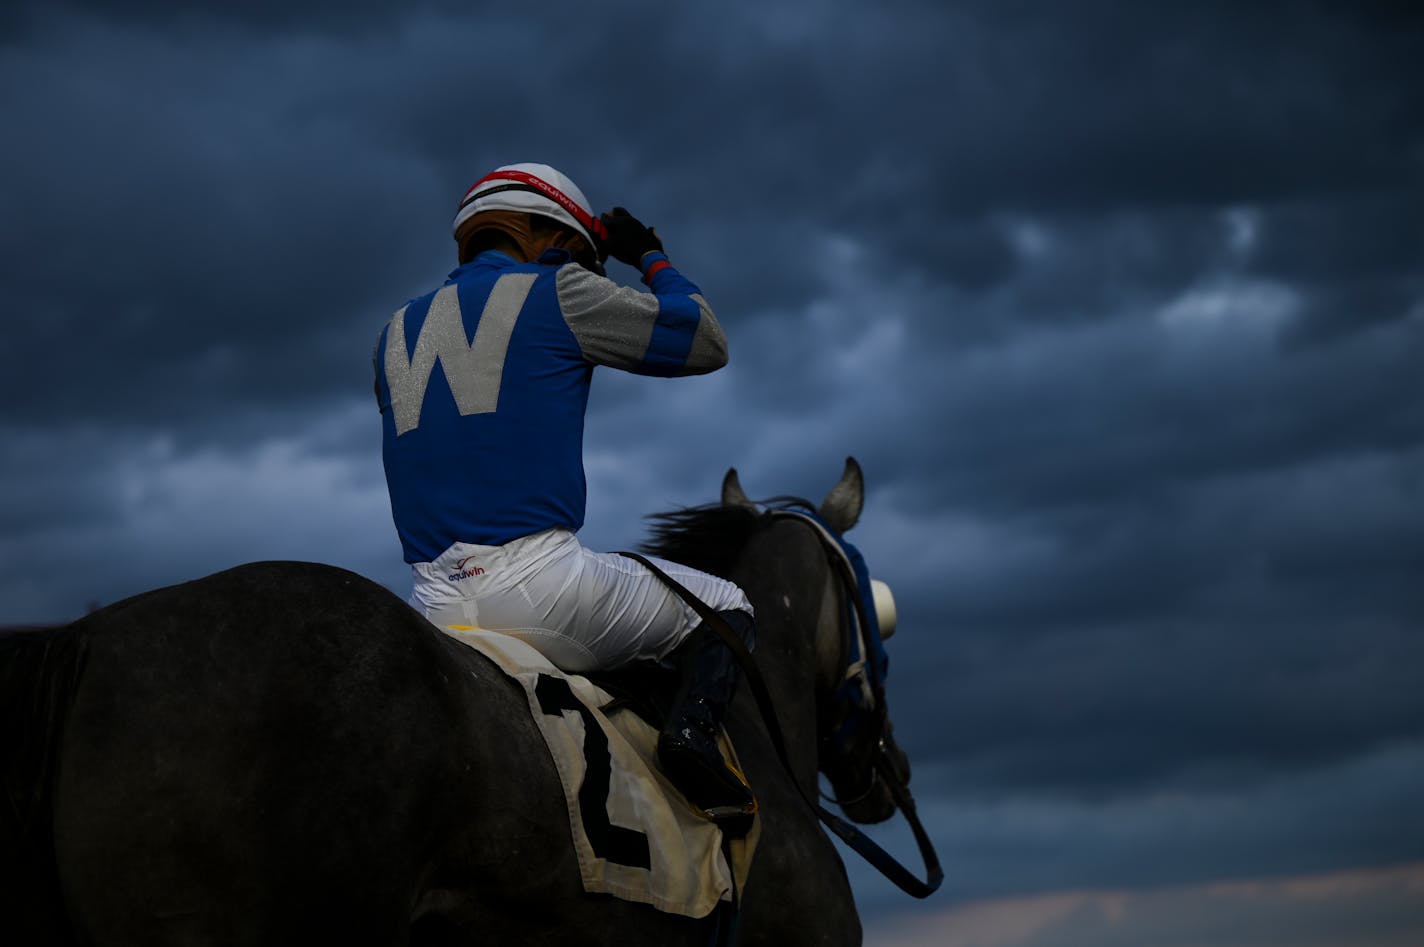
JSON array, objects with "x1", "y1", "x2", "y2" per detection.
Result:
[{"x1": 621, "y1": 530, "x2": 943, "y2": 899}]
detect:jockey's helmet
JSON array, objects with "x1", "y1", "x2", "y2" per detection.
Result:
[{"x1": 453, "y1": 163, "x2": 605, "y2": 256}]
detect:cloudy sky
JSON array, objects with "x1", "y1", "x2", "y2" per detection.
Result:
[{"x1": 4, "y1": 1, "x2": 1422, "y2": 943}]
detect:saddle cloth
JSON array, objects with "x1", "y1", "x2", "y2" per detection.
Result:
[{"x1": 440, "y1": 626, "x2": 759, "y2": 918}]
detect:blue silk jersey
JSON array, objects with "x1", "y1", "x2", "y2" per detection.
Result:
[{"x1": 374, "y1": 249, "x2": 727, "y2": 563}]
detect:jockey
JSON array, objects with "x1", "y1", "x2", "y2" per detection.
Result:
[{"x1": 373, "y1": 163, "x2": 755, "y2": 817}]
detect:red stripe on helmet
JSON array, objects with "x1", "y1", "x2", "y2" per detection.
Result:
[{"x1": 463, "y1": 169, "x2": 598, "y2": 236}]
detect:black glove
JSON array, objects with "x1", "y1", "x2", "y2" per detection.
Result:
[{"x1": 598, "y1": 207, "x2": 665, "y2": 266}]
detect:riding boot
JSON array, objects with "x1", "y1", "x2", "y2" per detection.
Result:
[{"x1": 658, "y1": 609, "x2": 757, "y2": 822}]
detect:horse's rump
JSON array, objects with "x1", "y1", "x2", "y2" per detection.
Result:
[{"x1": 2, "y1": 562, "x2": 712, "y2": 945}]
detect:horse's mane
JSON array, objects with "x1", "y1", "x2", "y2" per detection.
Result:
[{"x1": 639, "y1": 496, "x2": 817, "y2": 579}]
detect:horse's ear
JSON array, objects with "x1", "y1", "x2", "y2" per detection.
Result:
[
  {"x1": 818, "y1": 457, "x2": 864, "y2": 532},
  {"x1": 722, "y1": 468, "x2": 757, "y2": 511}
]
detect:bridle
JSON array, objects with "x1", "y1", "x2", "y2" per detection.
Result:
[
  {"x1": 621, "y1": 510, "x2": 944, "y2": 899},
  {"x1": 766, "y1": 511, "x2": 892, "y2": 804}
]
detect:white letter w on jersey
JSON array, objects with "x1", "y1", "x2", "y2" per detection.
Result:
[{"x1": 384, "y1": 273, "x2": 538, "y2": 435}]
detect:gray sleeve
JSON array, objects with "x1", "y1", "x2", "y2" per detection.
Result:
[{"x1": 553, "y1": 265, "x2": 728, "y2": 376}]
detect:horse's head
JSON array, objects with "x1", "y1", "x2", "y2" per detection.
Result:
[{"x1": 722, "y1": 457, "x2": 910, "y2": 825}]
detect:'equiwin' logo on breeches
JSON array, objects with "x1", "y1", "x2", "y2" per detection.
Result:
[{"x1": 448, "y1": 555, "x2": 486, "y2": 582}]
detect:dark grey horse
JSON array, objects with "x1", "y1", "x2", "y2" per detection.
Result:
[{"x1": 2, "y1": 458, "x2": 924, "y2": 945}]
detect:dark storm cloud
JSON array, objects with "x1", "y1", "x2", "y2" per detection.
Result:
[
  {"x1": 2, "y1": 0, "x2": 459, "y2": 38},
  {"x1": 853, "y1": 296, "x2": 1424, "y2": 796},
  {"x1": 847, "y1": 741, "x2": 1424, "y2": 913},
  {"x1": 908, "y1": 610, "x2": 1424, "y2": 797},
  {"x1": 1, "y1": 17, "x2": 443, "y2": 432},
  {"x1": 5, "y1": 1, "x2": 1416, "y2": 437},
  {"x1": 873, "y1": 491, "x2": 1424, "y2": 801},
  {"x1": 874, "y1": 303, "x2": 1424, "y2": 516},
  {"x1": 1249, "y1": 194, "x2": 1424, "y2": 344}
]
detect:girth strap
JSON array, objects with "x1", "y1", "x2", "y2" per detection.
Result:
[{"x1": 619, "y1": 552, "x2": 943, "y2": 899}]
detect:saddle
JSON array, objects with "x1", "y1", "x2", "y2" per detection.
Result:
[{"x1": 586, "y1": 660, "x2": 676, "y2": 731}]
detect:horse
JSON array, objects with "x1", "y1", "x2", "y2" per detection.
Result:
[{"x1": 1, "y1": 458, "x2": 932, "y2": 945}]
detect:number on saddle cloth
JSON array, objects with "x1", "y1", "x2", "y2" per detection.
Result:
[{"x1": 534, "y1": 674, "x2": 652, "y2": 871}]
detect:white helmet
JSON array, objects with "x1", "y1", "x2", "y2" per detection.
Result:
[{"x1": 452, "y1": 163, "x2": 605, "y2": 250}]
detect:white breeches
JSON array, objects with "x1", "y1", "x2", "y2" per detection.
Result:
[{"x1": 409, "y1": 528, "x2": 752, "y2": 674}]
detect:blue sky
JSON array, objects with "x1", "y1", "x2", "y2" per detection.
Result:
[{"x1": 3, "y1": 2, "x2": 1422, "y2": 943}]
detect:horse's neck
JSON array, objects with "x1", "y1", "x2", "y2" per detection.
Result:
[{"x1": 733, "y1": 522, "x2": 842, "y2": 785}]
